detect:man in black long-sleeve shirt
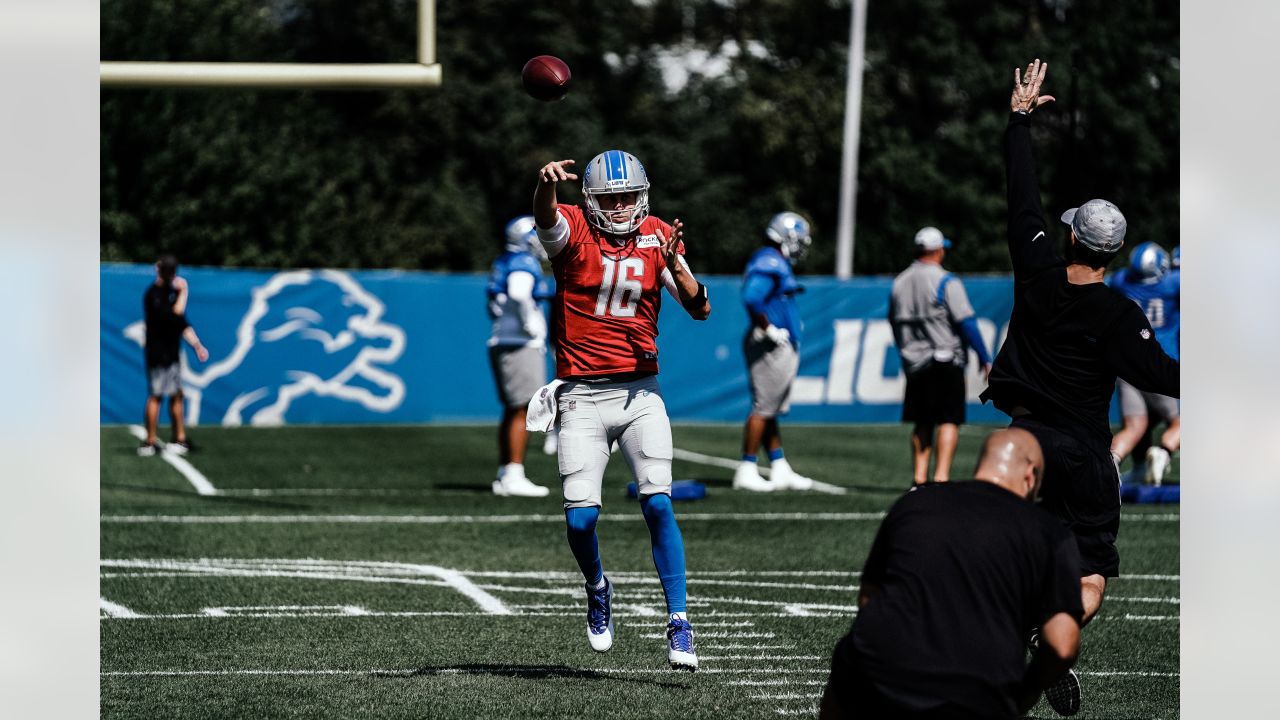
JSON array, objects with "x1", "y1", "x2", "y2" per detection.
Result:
[{"x1": 979, "y1": 60, "x2": 1179, "y2": 716}]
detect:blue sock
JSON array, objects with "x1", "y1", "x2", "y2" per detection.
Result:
[
  {"x1": 640, "y1": 493, "x2": 687, "y2": 614},
  {"x1": 742, "y1": 454, "x2": 757, "y2": 463},
  {"x1": 767, "y1": 447, "x2": 785, "y2": 462},
  {"x1": 564, "y1": 507, "x2": 603, "y2": 585}
]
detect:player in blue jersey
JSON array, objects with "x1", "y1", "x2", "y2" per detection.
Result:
[
  {"x1": 733, "y1": 212, "x2": 817, "y2": 492},
  {"x1": 1106, "y1": 242, "x2": 1181, "y2": 485},
  {"x1": 486, "y1": 216, "x2": 556, "y2": 497}
]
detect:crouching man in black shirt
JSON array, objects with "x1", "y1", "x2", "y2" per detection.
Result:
[
  {"x1": 979, "y1": 59, "x2": 1180, "y2": 715},
  {"x1": 820, "y1": 428, "x2": 1083, "y2": 719}
]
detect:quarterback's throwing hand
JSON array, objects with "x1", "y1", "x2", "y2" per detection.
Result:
[
  {"x1": 1010, "y1": 58, "x2": 1055, "y2": 114},
  {"x1": 539, "y1": 159, "x2": 578, "y2": 185}
]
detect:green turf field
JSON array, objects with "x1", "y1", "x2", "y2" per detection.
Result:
[{"x1": 101, "y1": 424, "x2": 1179, "y2": 719}]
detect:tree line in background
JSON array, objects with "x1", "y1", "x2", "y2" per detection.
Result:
[{"x1": 101, "y1": 0, "x2": 1178, "y2": 275}]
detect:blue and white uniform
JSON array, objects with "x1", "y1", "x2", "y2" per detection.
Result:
[
  {"x1": 742, "y1": 246, "x2": 802, "y2": 416},
  {"x1": 486, "y1": 249, "x2": 553, "y2": 408},
  {"x1": 1108, "y1": 265, "x2": 1180, "y2": 419}
]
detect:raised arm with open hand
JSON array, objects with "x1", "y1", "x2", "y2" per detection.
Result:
[{"x1": 1010, "y1": 58, "x2": 1055, "y2": 114}]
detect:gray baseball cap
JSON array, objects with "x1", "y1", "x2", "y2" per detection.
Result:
[{"x1": 1060, "y1": 199, "x2": 1126, "y2": 253}]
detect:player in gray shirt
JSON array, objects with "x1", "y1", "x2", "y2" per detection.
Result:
[{"x1": 889, "y1": 227, "x2": 993, "y2": 484}]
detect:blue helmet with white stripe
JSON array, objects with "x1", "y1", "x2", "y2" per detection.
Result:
[
  {"x1": 1128, "y1": 241, "x2": 1170, "y2": 282},
  {"x1": 504, "y1": 215, "x2": 545, "y2": 260},
  {"x1": 582, "y1": 150, "x2": 650, "y2": 236},
  {"x1": 766, "y1": 212, "x2": 812, "y2": 260}
]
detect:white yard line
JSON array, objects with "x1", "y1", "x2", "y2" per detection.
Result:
[
  {"x1": 698, "y1": 655, "x2": 824, "y2": 662},
  {"x1": 752, "y1": 693, "x2": 822, "y2": 700},
  {"x1": 704, "y1": 644, "x2": 797, "y2": 650},
  {"x1": 102, "y1": 666, "x2": 836, "y2": 677},
  {"x1": 731, "y1": 679, "x2": 827, "y2": 686},
  {"x1": 672, "y1": 448, "x2": 848, "y2": 494},
  {"x1": 100, "y1": 510, "x2": 1179, "y2": 524},
  {"x1": 99, "y1": 597, "x2": 143, "y2": 618},
  {"x1": 98, "y1": 666, "x2": 1179, "y2": 682},
  {"x1": 641, "y1": 631, "x2": 777, "y2": 639},
  {"x1": 127, "y1": 425, "x2": 218, "y2": 496}
]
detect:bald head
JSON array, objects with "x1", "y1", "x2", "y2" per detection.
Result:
[{"x1": 973, "y1": 428, "x2": 1044, "y2": 499}]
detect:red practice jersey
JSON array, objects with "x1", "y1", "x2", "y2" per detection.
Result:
[{"x1": 550, "y1": 203, "x2": 686, "y2": 378}]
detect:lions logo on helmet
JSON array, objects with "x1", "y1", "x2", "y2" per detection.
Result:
[
  {"x1": 504, "y1": 215, "x2": 546, "y2": 261},
  {"x1": 1128, "y1": 241, "x2": 1170, "y2": 283},
  {"x1": 582, "y1": 150, "x2": 651, "y2": 236},
  {"x1": 766, "y1": 212, "x2": 812, "y2": 260}
]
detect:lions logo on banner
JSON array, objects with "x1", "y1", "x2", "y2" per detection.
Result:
[{"x1": 109, "y1": 268, "x2": 407, "y2": 426}]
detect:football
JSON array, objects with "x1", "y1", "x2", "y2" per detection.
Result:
[{"x1": 521, "y1": 55, "x2": 571, "y2": 101}]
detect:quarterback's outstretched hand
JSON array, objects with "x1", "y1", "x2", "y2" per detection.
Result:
[
  {"x1": 538, "y1": 159, "x2": 578, "y2": 185},
  {"x1": 657, "y1": 219, "x2": 684, "y2": 268},
  {"x1": 1010, "y1": 58, "x2": 1055, "y2": 114}
]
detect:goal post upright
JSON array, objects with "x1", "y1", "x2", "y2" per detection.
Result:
[{"x1": 101, "y1": 0, "x2": 441, "y2": 90}]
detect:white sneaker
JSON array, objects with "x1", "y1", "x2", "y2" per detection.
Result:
[
  {"x1": 1145, "y1": 447, "x2": 1171, "y2": 487},
  {"x1": 732, "y1": 463, "x2": 774, "y2": 492},
  {"x1": 492, "y1": 469, "x2": 551, "y2": 497},
  {"x1": 770, "y1": 459, "x2": 814, "y2": 491}
]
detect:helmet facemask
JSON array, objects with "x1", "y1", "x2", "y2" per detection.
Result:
[
  {"x1": 583, "y1": 151, "x2": 651, "y2": 237},
  {"x1": 766, "y1": 212, "x2": 812, "y2": 261}
]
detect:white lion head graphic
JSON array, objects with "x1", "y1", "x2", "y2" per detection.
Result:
[{"x1": 125, "y1": 270, "x2": 406, "y2": 426}]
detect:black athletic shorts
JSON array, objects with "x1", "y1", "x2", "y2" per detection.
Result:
[
  {"x1": 902, "y1": 362, "x2": 966, "y2": 426},
  {"x1": 824, "y1": 642, "x2": 1003, "y2": 720},
  {"x1": 1011, "y1": 416, "x2": 1121, "y2": 578}
]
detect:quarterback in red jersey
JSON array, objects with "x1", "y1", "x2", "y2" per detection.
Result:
[{"x1": 533, "y1": 150, "x2": 710, "y2": 671}]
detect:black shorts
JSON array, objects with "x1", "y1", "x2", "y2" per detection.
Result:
[
  {"x1": 1011, "y1": 416, "x2": 1121, "y2": 578},
  {"x1": 825, "y1": 641, "x2": 1003, "y2": 720},
  {"x1": 902, "y1": 362, "x2": 966, "y2": 426}
]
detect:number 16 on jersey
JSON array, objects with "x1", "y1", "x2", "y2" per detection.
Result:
[{"x1": 595, "y1": 257, "x2": 644, "y2": 318}]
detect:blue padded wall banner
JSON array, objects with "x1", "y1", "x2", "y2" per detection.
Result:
[{"x1": 102, "y1": 264, "x2": 1032, "y2": 425}]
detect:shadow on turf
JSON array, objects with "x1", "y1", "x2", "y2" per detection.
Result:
[{"x1": 374, "y1": 663, "x2": 688, "y2": 688}]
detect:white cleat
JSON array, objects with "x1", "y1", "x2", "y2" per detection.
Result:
[
  {"x1": 586, "y1": 578, "x2": 614, "y2": 652},
  {"x1": 1145, "y1": 447, "x2": 1171, "y2": 487},
  {"x1": 769, "y1": 459, "x2": 814, "y2": 491},
  {"x1": 772, "y1": 468, "x2": 815, "y2": 491},
  {"x1": 732, "y1": 464, "x2": 774, "y2": 492},
  {"x1": 492, "y1": 471, "x2": 551, "y2": 498},
  {"x1": 666, "y1": 618, "x2": 698, "y2": 671}
]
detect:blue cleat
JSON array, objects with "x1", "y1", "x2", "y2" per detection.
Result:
[
  {"x1": 666, "y1": 618, "x2": 698, "y2": 671},
  {"x1": 586, "y1": 577, "x2": 614, "y2": 652}
]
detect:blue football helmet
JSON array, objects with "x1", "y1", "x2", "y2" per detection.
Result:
[
  {"x1": 1128, "y1": 241, "x2": 1170, "y2": 282},
  {"x1": 504, "y1": 215, "x2": 546, "y2": 261},
  {"x1": 582, "y1": 150, "x2": 651, "y2": 236},
  {"x1": 766, "y1": 212, "x2": 812, "y2": 260}
]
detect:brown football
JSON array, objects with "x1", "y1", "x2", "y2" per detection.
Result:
[{"x1": 521, "y1": 55, "x2": 571, "y2": 101}]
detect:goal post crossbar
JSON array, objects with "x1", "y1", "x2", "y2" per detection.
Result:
[
  {"x1": 100, "y1": 62, "x2": 441, "y2": 89},
  {"x1": 101, "y1": 0, "x2": 439, "y2": 90}
]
